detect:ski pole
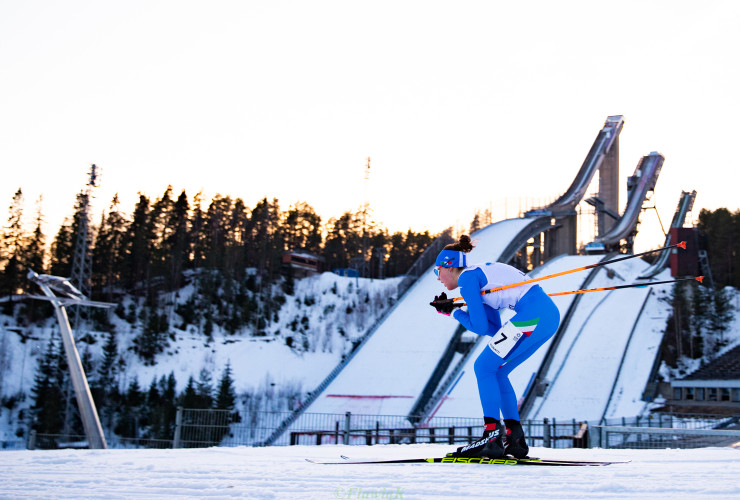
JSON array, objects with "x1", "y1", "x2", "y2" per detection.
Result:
[
  {"x1": 547, "y1": 276, "x2": 703, "y2": 297},
  {"x1": 449, "y1": 241, "x2": 686, "y2": 304},
  {"x1": 441, "y1": 276, "x2": 702, "y2": 309}
]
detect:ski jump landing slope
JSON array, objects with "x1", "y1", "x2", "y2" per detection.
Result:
[
  {"x1": 290, "y1": 218, "x2": 540, "y2": 420},
  {"x1": 527, "y1": 258, "x2": 672, "y2": 422}
]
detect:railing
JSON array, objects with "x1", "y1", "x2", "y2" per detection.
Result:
[
  {"x1": 599, "y1": 412, "x2": 736, "y2": 430},
  {"x1": 287, "y1": 417, "x2": 592, "y2": 449},
  {"x1": 1, "y1": 439, "x2": 27, "y2": 450},
  {"x1": 27, "y1": 432, "x2": 173, "y2": 450},
  {"x1": 19, "y1": 410, "x2": 738, "y2": 451},
  {"x1": 592, "y1": 425, "x2": 740, "y2": 449}
]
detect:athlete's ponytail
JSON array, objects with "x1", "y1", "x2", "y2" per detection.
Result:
[{"x1": 444, "y1": 234, "x2": 475, "y2": 253}]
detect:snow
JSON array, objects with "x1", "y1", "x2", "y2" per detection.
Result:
[{"x1": 0, "y1": 444, "x2": 739, "y2": 499}]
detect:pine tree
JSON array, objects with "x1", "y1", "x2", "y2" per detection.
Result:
[
  {"x1": 690, "y1": 285, "x2": 710, "y2": 359},
  {"x1": 709, "y1": 286, "x2": 734, "y2": 354},
  {"x1": 212, "y1": 362, "x2": 240, "y2": 443},
  {"x1": 148, "y1": 186, "x2": 175, "y2": 284},
  {"x1": 92, "y1": 194, "x2": 128, "y2": 300},
  {"x1": 195, "y1": 368, "x2": 214, "y2": 408},
  {"x1": 189, "y1": 191, "x2": 206, "y2": 270},
  {"x1": 93, "y1": 330, "x2": 119, "y2": 432},
  {"x1": 323, "y1": 211, "x2": 358, "y2": 271},
  {"x1": 122, "y1": 194, "x2": 152, "y2": 291},
  {"x1": 24, "y1": 197, "x2": 47, "y2": 279},
  {"x1": 1, "y1": 188, "x2": 26, "y2": 298},
  {"x1": 215, "y1": 362, "x2": 237, "y2": 411},
  {"x1": 158, "y1": 372, "x2": 178, "y2": 440},
  {"x1": 179, "y1": 376, "x2": 201, "y2": 409},
  {"x1": 224, "y1": 197, "x2": 249, "y2": 280},
  {"x1": 133, "y1": 305, "x2": 168, "y2": 365},
  {"x1": 165, "y1": 190, "x2": 190, "y2": 290},
  {"x1": 250, "y1": 197, "x2": 284, "y2": 280},
  {"x1": 202, "y1": 194, "x2": 233, "y2": 271},
  {"x1": 663, "y1": 281, "x2": 692, "y2": 367},
  {"x1": 283, "y1": 202, "x2": 322, "y2": 255},
  {"x1": 49, "y1": 217, "x2": 74, "y2": 278},
  {"x1": 697, "y1": 207, "x2": 739, "y2": 288},
  {"x1": 385, "y1": 231, "x2": 406, "y2": 277},
  {"x1": 143, "y1": 378, "x2": 163, "y2": 440},
  {"x1": 115, "y1": 379, "x2": 145, "y2": 439},
  {"x1": 469, "y1": 210, "x2": 482, "y2": 234},
  {"x1": 30, "y1": 337, "x2": 65, "y2": 439}
]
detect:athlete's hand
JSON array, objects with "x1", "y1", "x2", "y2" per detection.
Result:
[{"x1": 430, "y1": 292, "x2": 455, "y2": 316}]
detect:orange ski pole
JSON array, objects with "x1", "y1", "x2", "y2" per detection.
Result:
[
  {"x1": 443, "y1": 276, "x2": 702, "y2": 309},
  {"x1": 547, "y1": 276, "x2": 703, "y2": 297},
  {"x1": 449, "y1": 241, "x2": 686, "y2": 304}
]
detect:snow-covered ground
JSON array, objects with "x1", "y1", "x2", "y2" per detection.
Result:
[{"x1": 1, "y1": 444, "x2": 739, "y2": 499}]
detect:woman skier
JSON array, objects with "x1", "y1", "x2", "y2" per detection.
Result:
[{"x1": 430, "y1": 235, "x2": 561, "y2": 459}]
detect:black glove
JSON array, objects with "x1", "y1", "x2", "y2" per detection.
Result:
[{"x1": 430, "y1": 292, "x2": 455, "y2": 316}]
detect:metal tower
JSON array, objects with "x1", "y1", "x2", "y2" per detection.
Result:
[{"x1": 70, "y1": 164, "x2": 98, "y2": 328}]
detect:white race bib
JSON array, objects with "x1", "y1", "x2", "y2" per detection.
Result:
[{"x1": 487, "y1": 320, "x2": 524, "y2": 359}]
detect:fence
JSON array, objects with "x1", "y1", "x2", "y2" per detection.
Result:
[
  {"x1": 27, "y1": 431, "x2": 173, "y2": 450},
  {"x1": 592, "y1": 425, "x2": 740, "y2": 449},
  {"x1": 19, "y1": 409, "x2": 740, "y2": 451},
  {"x1": 285, "y1": 415, "x2": 591, "y2": 449},
  {"x1": 1, "y1": 439, "x2": 26, "y2": 450}
]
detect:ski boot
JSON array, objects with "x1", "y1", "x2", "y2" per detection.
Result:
[
  {"x1": 449, "y1": 422, "x2": 505, "y2": 458},
  {"x1": 504, "y1": 419, "x2": 529, "y2": 458}
]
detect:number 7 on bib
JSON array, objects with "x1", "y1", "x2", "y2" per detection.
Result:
[{"x1": 487, "y1": 318, "x2": 539, "y2": 360}]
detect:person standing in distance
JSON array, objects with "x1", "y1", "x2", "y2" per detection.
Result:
[{"x1": 430, "y1": 235, "x2": 561, "y2": 459}]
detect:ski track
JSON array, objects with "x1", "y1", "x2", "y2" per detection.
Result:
[{"x1": 1, "y1": 444, "x2": 739, "y2": 499}]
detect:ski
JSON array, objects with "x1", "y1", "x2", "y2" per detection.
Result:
[{"x1": 306, "y1": 456, "x2": 624, "y2": 466}]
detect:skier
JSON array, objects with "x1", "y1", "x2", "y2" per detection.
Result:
[{"x1": 430, "y1": 235, "x2": 561, "y2": 459}]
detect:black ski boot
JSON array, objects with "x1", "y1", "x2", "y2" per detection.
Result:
[
  {"x1": 450, "y1": 422, "x2": 505, "y2": 458},
  {"x1": 504, "y1": 419, "x2": 529, "y2": 458}
]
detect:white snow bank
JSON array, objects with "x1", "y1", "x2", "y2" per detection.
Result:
[{"x1": 0, "y1": 444, "x2": 738, "y2": 499}]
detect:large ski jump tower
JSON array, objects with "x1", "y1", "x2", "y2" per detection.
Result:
[{"x1": 534, "y1": 115, "x2": 623, "y2": 259}]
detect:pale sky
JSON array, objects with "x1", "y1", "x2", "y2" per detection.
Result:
[{"x1": 2, "y1": 1, "x2": 739, "y2": 254}]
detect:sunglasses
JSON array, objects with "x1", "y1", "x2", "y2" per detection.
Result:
[{"x1": 434, "y1": 266, "x2": 444, "y2": 277}]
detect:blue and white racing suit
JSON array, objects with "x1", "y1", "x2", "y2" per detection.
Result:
[{"x1": 451, "y1": 263, "x2": 560, "y2": 420}]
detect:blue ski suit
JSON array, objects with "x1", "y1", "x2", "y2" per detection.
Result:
[{"x1": 451, "y1": 263, "x2": 561, "y2": 420}]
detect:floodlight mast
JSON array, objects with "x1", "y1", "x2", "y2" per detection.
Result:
[{"x1": 27, "y1": 269, "x2": 108, "y2": 449}]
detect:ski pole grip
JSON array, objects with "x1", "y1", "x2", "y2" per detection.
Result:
[{"x1": 430, "y1": 299, "x2": 464, "y2": 309}]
